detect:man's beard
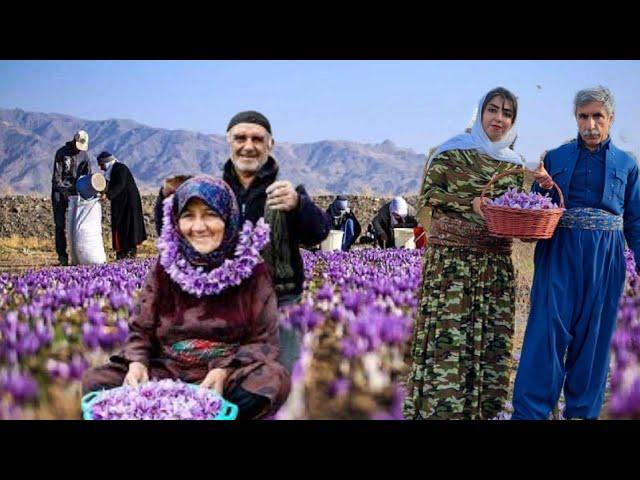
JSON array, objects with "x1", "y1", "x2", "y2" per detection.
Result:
[{"x1": 232, "y1": 153, "x2": 269, "y2": 174}]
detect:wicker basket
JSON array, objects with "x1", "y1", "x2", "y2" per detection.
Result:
[{"x1": 480, "y1": 168, "x2": 565, "y2": 239}]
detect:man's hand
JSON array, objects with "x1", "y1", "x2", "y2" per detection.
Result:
[
  {"x1": 533, "y1": 161, "x2": 554, "y2": 190},
  {"x1": 123, "y1": 361, "x2": 149, "y2": 387},
  {"x1": 472, "y1": 197, "x2": 488, "y2": 219},
  {"x1": 200, "y1": 368, "x2": 229, "y2": 395},
  {"x1": 98, "y1": 192, "x2": 108, "y2": 203},
  {"x1": 266, "y1": 181, "x2": 299, "y2": 212}
]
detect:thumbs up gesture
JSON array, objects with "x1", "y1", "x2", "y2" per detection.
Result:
[{"x1": 532, "y1": 161, "x2": 554, "y2": 190}]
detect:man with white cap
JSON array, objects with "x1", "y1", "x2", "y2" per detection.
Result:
[
  {"x1": 51, "y1": 130, "x2": 92, "y2": 265},
  {"x1": 370, "y1": 196, "x2": 418, "y2": 248}
]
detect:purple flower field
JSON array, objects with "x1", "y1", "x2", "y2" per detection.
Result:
[{"x1": 1, "y1": 246, "x2": 639, "y2": 420}]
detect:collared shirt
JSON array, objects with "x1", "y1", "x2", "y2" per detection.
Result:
[{"x1": 567, "y1": 135, "x2": 611, "y2": 209}]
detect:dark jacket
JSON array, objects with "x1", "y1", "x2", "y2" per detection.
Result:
[
  {"x1": 52, "y1": 141, "x2": 91, "y2": 198},
  {"x1": 371, "y1": 201, "x2": 417, "y2": 248},
  {"x1": 326, "y1": 199, "x2": 362, "y2": 249},
  {"x1": 106, "y1": 162, "x2": 147, "y2": 252},
  {"x1": 223, "y1": 156, "x2": 331, "y2": 298},
  {"x1": 153, "y1": 186, "x2": 165, "y2": 236}
]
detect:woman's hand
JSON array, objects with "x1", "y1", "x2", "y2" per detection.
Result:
[
  {"x1": 123, "y1": 361, "x2": 149, "y2": 387},
  {"x1": 472, "y1": 197, "x2": 487, "y2": 219},
  {"x1": 200, "y1": 368, "x2": 229, "y2": 395},
  {"x1": 533, "y1": 161, "x2": 554, "y2": 190}
]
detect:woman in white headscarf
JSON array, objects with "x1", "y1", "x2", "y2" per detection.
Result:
[{"x1": 404, "y1": 87, "x2": 525, "y2": 420}]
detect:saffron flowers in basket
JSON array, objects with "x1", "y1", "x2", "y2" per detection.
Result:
[
  {"x1": 488, "y1": 187, "x2": 560, "y2": 210},
  {"x1": 87, "y1": 379, "x2": 225, "y2": 420}
]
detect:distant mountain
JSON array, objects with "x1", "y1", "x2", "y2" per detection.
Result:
[{"x1": 0, "y1": 108, "x2": 427, "y2": 196}]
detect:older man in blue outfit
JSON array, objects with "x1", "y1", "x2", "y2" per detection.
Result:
[{"x1": 512, "y1": 86, "x2": 640, "y2": 420}]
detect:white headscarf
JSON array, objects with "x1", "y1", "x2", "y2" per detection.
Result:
[
  {"x1": 390, "y1": 196, "x2": 408, "y2": 216},
  {"x1": 426, "y1": 91, "x2": 524, "y2": 170},
  {"x1": 103, "y1": 158, "x2": 118, "y2": 181},
  {"x1": 390, "y1": 196, "x2": 409, "y2": 227}
]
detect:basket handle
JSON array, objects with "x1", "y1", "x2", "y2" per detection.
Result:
[
  {"x1": 187, "y1": 383, "x2": 239, "y2": 420},
  {"x1": 81, "y1": 391, "x2": 104, "y2": 420},
  {"x1": 480, "y1": 167, "x2": 565, "y2": 208},
  {"x1": 215, "y1": 399, "x2": 239, "y2": 420}
]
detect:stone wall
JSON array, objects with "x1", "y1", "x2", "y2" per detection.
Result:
[{"x1": 0, "y1": 194, "x2": 421, "y2": 239}]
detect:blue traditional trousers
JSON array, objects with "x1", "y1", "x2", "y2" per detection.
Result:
[{"x1": 512, "y1": 208, "x2": 626, "y2": 419}]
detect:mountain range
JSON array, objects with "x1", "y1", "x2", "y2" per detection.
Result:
[{"x1": 0, "y1": 108, "x2": 427, "y2": 196}]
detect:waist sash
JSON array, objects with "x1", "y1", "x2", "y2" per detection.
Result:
[
  {"x1": 428, "y1": 216, "x2": 512, "y2": 254},
  {"x1": 558, "y1": 208, "x2": 623, "y2": 231},
  {"x1": 164, "y1": 339, "x2": 238, "y2": 366}
]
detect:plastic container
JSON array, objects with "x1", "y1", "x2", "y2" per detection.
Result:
[
  {"x1": 414, "y1": 226, "x2": 427, "y2": 248},
  {"x1": 393, "y1": 228, "x2": 415, "y2": 249},
  {"x1": 81, "y1": 384, "x2": 239, "y2": 420},
  {"x1": 76, "y1": 173, "x2": 107, "y2": 200},
  {"x1": 320, "y1": 230, "x2": 344, "y2": 251}
]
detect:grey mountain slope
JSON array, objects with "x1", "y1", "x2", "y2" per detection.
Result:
[{"x1": 0, "y1": 108, "x2": 427, "y2": 196}]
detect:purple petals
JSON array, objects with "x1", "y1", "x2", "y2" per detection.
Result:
[
  {"x1": 488, "y1": 187, "x2": 560, "y2": 210},
  {"x1": 89, "y1": 379, "x2": 223, "y2": 420}
]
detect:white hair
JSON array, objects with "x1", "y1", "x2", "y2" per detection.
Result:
[{"x1": 574, "y1": 86, "x2": 615, "y2": 116}]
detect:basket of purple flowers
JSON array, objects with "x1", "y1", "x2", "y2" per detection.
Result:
[
  {"x1": 81, "y1": 379, "x2": 238, "y2": 420},
  {"x1": 480, "y1": 168, "x2": 565, "y2": 239}
]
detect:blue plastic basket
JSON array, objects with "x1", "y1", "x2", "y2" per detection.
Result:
[
  {"x1": 81, "y1": 383, "x2": 238, "y2": 420},
  {"x1": 76, "y1": 173, "x2": 106, "y2": 200}
]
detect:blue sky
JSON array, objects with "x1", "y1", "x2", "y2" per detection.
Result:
[{"x1": 1, "y1": 60, "x2": 639, "y2": 166}]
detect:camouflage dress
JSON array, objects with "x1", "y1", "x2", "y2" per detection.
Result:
[{"x1": 404, "y1": 149, "x2": 523, "y2": 420}]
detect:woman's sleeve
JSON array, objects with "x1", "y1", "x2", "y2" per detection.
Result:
[
  {"x1": 119, "y1": 265, "x2": 160, "y2": 367},
  {"x1": 421, "y1": 153, "x2": 473, "y2": 214},
  {"x1": 208, "y1": 268, "x2": 280, "y2": 371}
]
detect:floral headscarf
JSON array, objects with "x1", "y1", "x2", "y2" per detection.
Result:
[
  {"x1": 172, "y1": 175, "x2": 241, "y2": 269},
  {"x1": 156, "y1": 174, "x2": 271, "y2": 297}
]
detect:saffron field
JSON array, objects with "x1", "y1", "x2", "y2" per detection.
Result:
[{"x1": 1, "y1": 247, "x2": 638, "y2": 420}]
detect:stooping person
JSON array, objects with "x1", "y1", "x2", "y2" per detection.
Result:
[
  {"x1": 326, "y1": 195, "x2": 362, "y2": 251},
  {"x1": 97, "y1": 151, "x2": 147, "y2": 260},
  {"x1": 370, "y1": 196, "x2": 418, "y2": 248}
]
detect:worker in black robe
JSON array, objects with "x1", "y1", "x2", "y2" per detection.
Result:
[{"x1": 97, "y1": 151, "x2": 147, "y2": 260}]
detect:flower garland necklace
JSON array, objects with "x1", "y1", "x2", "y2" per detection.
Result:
[{"x1": 157, "y1": 196, "x2": 270, "y2": 298}]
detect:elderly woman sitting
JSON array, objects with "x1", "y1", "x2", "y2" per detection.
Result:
[{"x1": 82, "y1": 175, "x2": 291, "y2": 419}]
